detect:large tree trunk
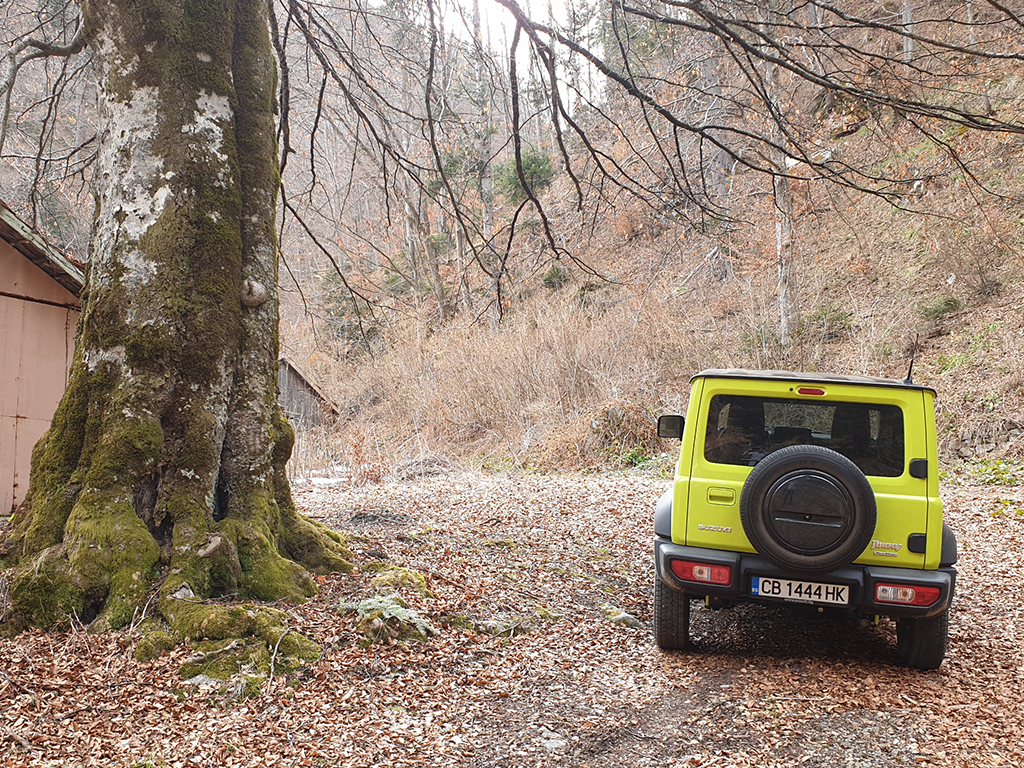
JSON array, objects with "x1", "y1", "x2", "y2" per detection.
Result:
[{"x1": 1, "y1": 0, "x2": 350, "y2": 645}]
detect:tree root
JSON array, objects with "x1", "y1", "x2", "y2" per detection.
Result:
[{"x1": 142, "y1": 598, "x2": 321, "y2": 680}]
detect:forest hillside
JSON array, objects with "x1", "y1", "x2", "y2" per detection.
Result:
[
  {"x1": 2, "y1": 2, "x2": 1021, "y2": 475},
  {"x1": 281, "y1": 90, "x2": 1024, "y2": 476}
]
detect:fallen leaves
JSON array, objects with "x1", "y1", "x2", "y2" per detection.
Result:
[{"x1": 0, "y1": 469, "x2": 1021, "y2": 767}]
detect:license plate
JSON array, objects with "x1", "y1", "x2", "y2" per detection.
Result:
[{"x1": 751, "y1": 576, "x2": 849, "y2": 605}]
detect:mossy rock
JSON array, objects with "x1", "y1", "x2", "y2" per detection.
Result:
[
  {"x1": 164, "y1": 601, "x2": 320, "y2": 678},
  {"x1": 180, "y1": 670, "x2": 264, "y2": 701},
  {"x1": 439, "y1": 612, "x2": 544, "y2": 636},
  {"x1": 340, "y1": 594, "x2": 435, "y2": 645},
  {"x1": 134, "y1": 618, "x2": 179, "y2": 662},
  {"x1": 230, "y1": 673, "x2": 265, "y2": 700},
  {"x1": 535, "y1": 605, "x2": 564, "y2": 623},
  {"x1": 176, "y1": 633, "x2": 315, "y2": 683},
  {"x1": 163, "y1": 600, "x2": 260, "y2": 641},
  {"x1": 482, "y1": 538, "x2": 517, "y2": 549},
  {"x1": 600, "y1": 603, "x2": 642, "y2": 628},
  {"x1": 358, "y1": 560, "x2": 392, "y2": 573},
  {"x1": 178, "y1": 638, "x2": 271, "y2": 681},
  {"x1": 473, "y1": 614, "x2": 535, "y2": 638},
  {"x1": 253, "y1": 611, "x2": 322, "y2": 667},
  {"x1": 439, "y1": 613, "x2": 477, "y2": 631},
  {"x1": 369, "y1": 566, "x2": 433, "y2": 598}
]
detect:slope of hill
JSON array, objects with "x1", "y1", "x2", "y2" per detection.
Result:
[{"x1": 280, "y1": 108, "x2": 1024, "y2": 474}]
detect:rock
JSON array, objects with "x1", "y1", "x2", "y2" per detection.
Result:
[
  {"x1": 369, "y1": 566, "x2": 434, "y2": 598},
  {"x1": 340, "y1": 595, "x2": 435, "y2": 644},
  {"x1": 601, "y1": 603, "x2": 643, "y2": 628},
  {"x1": 538, "y1": 728, "x2": 568, "y2": 752},
  {"x1": 169, "y1": 583, "x2": 195, "y2": 600},
  {"x1": 475, "y1": 618, "x2": 530, "y2": 637}
]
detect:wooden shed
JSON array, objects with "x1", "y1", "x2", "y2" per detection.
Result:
[
  {"x1": 1, "y1": 200, "x2": 84, "y2": 515},
  {"x1": 278, "y1": 355, "x2": 339, "y2": 429}
]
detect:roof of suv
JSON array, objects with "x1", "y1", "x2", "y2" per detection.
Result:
[{"x1": 692, "y1": 368, "x2": 936, "y2": 395}]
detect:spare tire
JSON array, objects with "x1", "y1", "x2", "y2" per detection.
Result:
[{"x1": 739, "y1": 445, "x2": 876, "y2": 574}]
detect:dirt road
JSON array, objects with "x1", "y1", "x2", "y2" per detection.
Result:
[{"x1": 1, "y1": 467, "x2": 1021, "y2": 766}]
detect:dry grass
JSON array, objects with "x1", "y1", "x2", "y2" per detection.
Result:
[
  {"x1": 284, "y1": 261, "x2": 1024, "y2": 474},
  {"x1": 304, "y1": 292, "x2": 718, "y2": 468},
  {"x1": 280, "y1": 124, "x2": 1024, "y2": 473},
  {"x1": 530, "y1": 399, "x2": 666, "y2": 470}
]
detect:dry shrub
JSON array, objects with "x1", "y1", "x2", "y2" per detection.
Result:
[
  {"x1": 346, "y1": 426, "x2": 389, "y2": 486},
  {"x1": 611, "y1": 203, "x2": 648, "y2": 242},
  {"x1": 531, "y1": 399, "x2": 663, "y2": 470},
  {"x1": 315, "y1": 276, "x2": 754, "y2": 464},
  {"x1": 287, "y1": 423, "x2": 344, "y2": 480}
]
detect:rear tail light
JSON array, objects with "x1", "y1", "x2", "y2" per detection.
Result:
[
  {"x1": 874, "y1": 583, "x2": 941, "y2": 607},
  {"x1": 670, "y1": 559, "x2": 732, "y2": 586}
]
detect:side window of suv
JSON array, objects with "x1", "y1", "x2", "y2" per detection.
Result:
[{"x1": 704, "y1": 395, "x2": 905, "y2": 476}]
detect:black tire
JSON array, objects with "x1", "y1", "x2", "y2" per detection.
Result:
[
  {"x1": 740, "y1": 445, "x2": 876, "y2": 575},
  {"x1": 654, "y1": 577, "x2": 690, "y2": 651},
  {"x1": 897, "y1": 609, "x2": 949, "y2": 670}
]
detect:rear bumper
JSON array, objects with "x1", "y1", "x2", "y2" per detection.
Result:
[{"x1": 655, "y1": 537, "x2": 956, "y2": 619}]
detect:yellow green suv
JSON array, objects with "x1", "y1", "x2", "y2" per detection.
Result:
[{"x1": 654, "y1": 369, "x2": 957, "y2": 669}]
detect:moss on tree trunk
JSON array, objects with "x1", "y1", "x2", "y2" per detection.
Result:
[{"x1": 0, "y1": 0, "x2": 350, "y2": 663}]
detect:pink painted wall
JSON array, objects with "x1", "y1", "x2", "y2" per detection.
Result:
[{"x1": 1, "y1": 241, "x2": 80, "y2": 514}]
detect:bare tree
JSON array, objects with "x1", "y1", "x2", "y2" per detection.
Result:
[
  {"x1": 489, "y1": 0, "x2": 1024, "y2": 344},
  {"x1": 0, "y1": 2, "x2": 84, "y2": 156},
  {"x1": 1, "y1": 2, "x2": 94, "y2": 254}
]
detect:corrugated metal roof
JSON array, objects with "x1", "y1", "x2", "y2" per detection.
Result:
[{"x1": 0, "y1": 199, "x2": 85, "y2": 297}]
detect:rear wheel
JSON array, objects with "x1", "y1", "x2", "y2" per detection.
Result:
[
  {"x1": 654, "y1": 577, "x2": 690, "y2": 651},
  {"x1": 896, "y1": 609, "x2": 949, "y2": 670}
]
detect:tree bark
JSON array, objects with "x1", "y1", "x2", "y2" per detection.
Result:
[
  {"x1": 774, "y1": 171, "x2": 799, "y2": 349},
  {"x1": 700, "y1": 45, "x2": 731, "y2": 206},
  {"x1": 1, "y1": 0, "x2": 350, "y2": 646},
  {"x1": 902, "y1": 0, "x2": 914, "y2": 64},
  {"x1": 761, "y1": 3, "x2": 800, "y2": 351}
]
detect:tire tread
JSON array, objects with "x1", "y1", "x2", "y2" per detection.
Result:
[
  {"x1": 654, "y1": 577, "x2": 690, "y2": 651},
  {"x1": 897, "y1": 609, "x2": 949, "y2": 669}
]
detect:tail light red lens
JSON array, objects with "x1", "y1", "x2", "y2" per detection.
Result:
[
  {"x1": 670, "y1": 559, "x2": 732, "y2": 586},
  {"x1": 875, "y1": 583, "x2": 941, "y2": 607}
]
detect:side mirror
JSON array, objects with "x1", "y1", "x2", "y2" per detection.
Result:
[{"x1": 658, "y1": 414, "x2": 684, "y2": 440}]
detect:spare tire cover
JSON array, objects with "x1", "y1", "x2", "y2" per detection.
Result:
[{"x1": 739, "y1": 445, "x2": 876, "y2": 574}]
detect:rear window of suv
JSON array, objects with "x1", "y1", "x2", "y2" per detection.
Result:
[{"x1": 703, "y1": 394, "x2": 905, "y2": 477}]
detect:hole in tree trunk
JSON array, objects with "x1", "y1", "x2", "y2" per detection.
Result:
[
  {"x1": 79, "y1": 600, "x2": 99, "y2": 626},
  {"x1": 213, "y1": 472, "x2": 228, "y2": 522},
  {"x1": 133, "y1": 469, "x2": 172, "y2": 548}
]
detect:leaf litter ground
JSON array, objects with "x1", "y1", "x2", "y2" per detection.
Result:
[{"x1": 1, "y1": 467, "x2": 1021, "y2": 767}]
